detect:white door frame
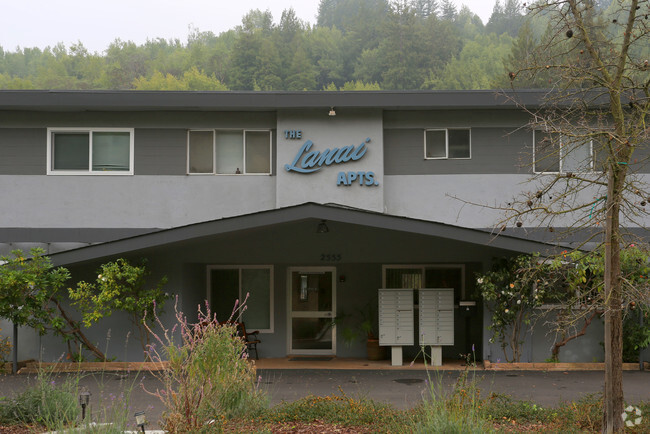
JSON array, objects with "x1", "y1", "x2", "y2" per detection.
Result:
[{"x1": 286, "y1": 266, "x2": 337, "y2": 355}]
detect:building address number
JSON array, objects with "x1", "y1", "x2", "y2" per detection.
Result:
[{"x1": 320, "y1": 254, "x2": 342, "y2": 262}]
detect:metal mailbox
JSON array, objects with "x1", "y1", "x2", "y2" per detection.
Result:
[
  {"x1": 378, "y1": 288, "x2": 414, "y2": 346},
  {"x1": 419, "y1": 288, "x2": 454, "y2": 346}
]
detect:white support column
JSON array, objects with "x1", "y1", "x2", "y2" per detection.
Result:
[
  {"x1": 391, "y1": 346, "x2": 403, "y2": 366},
  {"x1": 430, "y1": 346, "x2": 442, "y2": 366}
]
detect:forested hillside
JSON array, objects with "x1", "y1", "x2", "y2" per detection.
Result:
[{"x1": 0, "y1": 0, "x2": 619, "y2": 91}]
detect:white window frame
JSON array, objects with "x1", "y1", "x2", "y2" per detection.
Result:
[
  {"x1": 187, "y1": 129, "x2": 272, "y2": 175},
  {"x1": 424, "y1": 128, "x2": 472, "y2": 160},
  {"x1": 533, "y1": 130, "x2": 594, "y2": 174},
  {"x1": 47, "y1": 127, "x2": 134, "y2": 175},
  {"x1": 206, "y1": 265, "x2": 274, "y2": 333},
  {"x1": 382, "y1": 264, "x2": 466, "y2": 298}
]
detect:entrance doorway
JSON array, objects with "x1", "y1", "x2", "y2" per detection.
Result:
[{"x1": 287, "y1": 267, "x2": 336, "y2": 355}]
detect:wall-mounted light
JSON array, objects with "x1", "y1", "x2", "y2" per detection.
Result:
[
  {"x1": 317, "y1": 220, "x2": 329, "y2": 233},
  {"x1": 328, "y1": 107, "x2": 336, "y2": 116}
]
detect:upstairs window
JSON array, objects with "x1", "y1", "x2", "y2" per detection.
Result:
[
  {"x1": 533, "y1": 130, "x2": 593, "y2": 173},
  {"x1": 188, "y1": 129, "x2": 272, "y2": 175},
  {"x1": 424, "y1": 128, "x2": 471, "y2": 159},
  {"x1": 47, "y1": 128, "x2": 134, "y2": 175}
]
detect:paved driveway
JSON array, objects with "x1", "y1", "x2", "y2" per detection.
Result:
[{"x1": 1, "y1": 369, "x2": 648, "y2": 429}]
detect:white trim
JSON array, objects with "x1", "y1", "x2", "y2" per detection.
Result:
[
  {"x1": 424, "y1": 128, "x2": 472, "y2": 160},
  {"x1": 382, "y1": 264, "x2": 466, "y2": 298},
  {"x1": 286, "y1": 266, "x2": 337, "y2": 356},
  {"x1": 47, "y1": 127, "x2": 134, "y2": 175},
  {"x1": 206, "y1": 264, "x2": 274, "y2": 333},
  {"x1": 187, "y1": 129, "x2": 272, "y2": 175}
]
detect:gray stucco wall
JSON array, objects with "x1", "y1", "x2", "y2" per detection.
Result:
[
  {"x1": 0, "y1": 175, "x2": 277, "y2": 228},
  {"x1": 482, "y1": 305, "x2": 606, "y2": 363}
]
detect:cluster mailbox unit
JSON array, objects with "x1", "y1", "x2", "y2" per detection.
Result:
[
  {"x1": 378, "y1": 288, "x2": 454, "y2": 366},
  {"x1": 419, "y1": 288, "x2": 455, "y2": 365}
]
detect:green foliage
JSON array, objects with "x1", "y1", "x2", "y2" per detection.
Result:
[
  {"x1": 0, "y1": 328, "x2": 11, "y2": 370},
  {"x1": 480, "y1": 394, "x2": 550, "y2": 424},
  {"x1": 479, "y1": 246, "x2": 650, "y2": 362},
  {"x1": 132, "y1": 67, "x2": 228, "y2": 90},
  {"x1": 0, "y1": 372, "x2": 79, "y2": 430},
  {"x1": 548, "y1": 246, "x2": 650, "y2": 361},
  {"x1": 0, "y1": 2, "x2": 568, "y2": 90},
  {"x1": 263, "y1": 390, "x2": 404, "y2": 429},
  {"x1": 424, "y1": 33, "x2": 513, "y2": 89},
  {"x1": 476, "y1": 254, "x2": 549, "y2": 362},
  {"x1": 622, "y1": 305, "x2": 650, "y2": 362},
  {"x1": 336, "y1": 301, "x2": 379, "y2": 345},
  {"x1": 414, "y1": 360, "x2": 491, "y2": 433},
  {"x1": 146, "y1": 300, "x2": 266, "y2": 432},
  {"x1": 0, "y1": 249, "x2": 70, "y2": 334},
  {"x1": 69, "y1": 258, "x2": 170, "y2": 354}
]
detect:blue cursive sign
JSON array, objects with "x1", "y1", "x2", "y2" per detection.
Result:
[{"x1": 284, "y1": 138, "x2": 370, "y2": 174}]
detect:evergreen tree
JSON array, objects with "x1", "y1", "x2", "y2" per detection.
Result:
[
  {"x1": 284, "y1": 43, "x2": 318, "y2": 90},
  {"x1": 440, "y1": 0, "x2": 457, "y2": 21},
  {"x1": 411, "y1": 0, "x2": 439, "y2": 18}
]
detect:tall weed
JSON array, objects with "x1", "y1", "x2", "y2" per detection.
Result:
[
  {"x1": 0, "y1": 369, "x2": 79, "y2": 430},
  {"x1": 412, "y1": 350, "x2": 492, "y2": 433},
  {"x1": 145, "y1": 297, "x2": 267, "y2": 432}
]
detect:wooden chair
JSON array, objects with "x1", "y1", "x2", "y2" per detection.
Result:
[{"x1": 219, "y1": 321, "x2": 261, "y2": 359}]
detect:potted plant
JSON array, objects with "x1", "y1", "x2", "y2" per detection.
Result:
[{"x1": 337, "y1": 303, "x2": 387, "y2": 361}]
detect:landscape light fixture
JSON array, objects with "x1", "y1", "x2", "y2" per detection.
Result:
[
  {"x1": 78, "y1": 390, "x2": 91, "y2": 421},
  {"x1": 328, "y1": 107, "x2": 336, "y2": 116},
  {"x1": 135, "y1": 411, "x2": 146, "y2": 433},
  {"x1": 317, "y1": 220, "x2": 329, "y2": 233}
]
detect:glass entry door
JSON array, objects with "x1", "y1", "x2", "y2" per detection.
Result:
[{"x1": 288, "y1": 267, "x2": 336, "y2": 355}]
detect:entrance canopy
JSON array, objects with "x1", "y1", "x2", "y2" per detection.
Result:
[{"x1": 49, "y1": 202, "x2": 560, "y2": 267}]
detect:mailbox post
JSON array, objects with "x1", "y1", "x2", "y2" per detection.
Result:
[{"x1": 378, "y1": 289, "x2": 414, "y2": 366}]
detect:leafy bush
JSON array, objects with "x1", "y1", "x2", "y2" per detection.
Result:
[
  {"x1": 69, "y1": 258, "x2": 171, "y2": 356},
  {"x1": 145, "y1": 298, "x2": 267, "y2": 433},
  {"x1": 0, "y1": 372, "x2": 79, "y2": 430}
]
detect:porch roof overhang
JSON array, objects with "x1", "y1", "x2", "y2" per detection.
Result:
[{"x1": 48, "y1": 203, "x2": 562, "y2": 266}]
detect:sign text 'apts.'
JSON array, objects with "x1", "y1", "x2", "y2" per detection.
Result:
[{"x1": 283, "y1": 132, "x2": 379, "y2": 187}]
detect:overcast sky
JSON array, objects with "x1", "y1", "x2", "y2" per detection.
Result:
[{"x1": 0, "y1": 0, "x2": 496, "y2": 54}]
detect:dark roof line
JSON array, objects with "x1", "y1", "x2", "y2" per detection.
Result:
[
  {"x1": 0, "y1": 89, "x2": 553, "y2": 112},
  {"x1": 48, "y1": 202, "x2": 564, "y2": 266}
]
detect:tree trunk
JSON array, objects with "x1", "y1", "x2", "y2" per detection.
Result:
[
  {"x1": 551, "y1": 310, "x2": 600, "y2": 361},
  {"x1": 55, "y1": 301, "x2": 107, "y2": 361},
  {"x1": 603, "y1": 168, "x2": 624, "y2": 433}
]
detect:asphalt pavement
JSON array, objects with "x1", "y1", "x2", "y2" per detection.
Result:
[{"x1": 1, "y1": 369, "x2": 648, "y2": 429}]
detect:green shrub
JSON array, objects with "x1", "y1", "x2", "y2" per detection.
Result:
[
  {"x1": 0, "y1": 373, "x2": 79, "y2": 430},
  {"x1": 264, "y1": 389, "x2": 405, "y2": 430},
  {"x1": 146, "y1": 298, "x2": 267, "y2": 433}
]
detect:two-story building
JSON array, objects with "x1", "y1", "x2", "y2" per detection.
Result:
[{"x1": 0, "y1": 90, "x2": 642, "y2": 364}]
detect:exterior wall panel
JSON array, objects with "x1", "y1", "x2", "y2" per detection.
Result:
[
  {"x1": 0, "y1": 128, "x2": 46, "y2": 175},
  {"x1": 135, "y1": 129, "x2": 188, "y2": 175},
  {"x1": 384, "y1": 127, "x2": 529, "y2": 175}
]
